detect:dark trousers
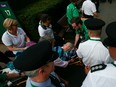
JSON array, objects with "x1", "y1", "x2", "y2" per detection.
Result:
[{"x1": 83, "y1": 13, "x2": 94, "y2": 18}]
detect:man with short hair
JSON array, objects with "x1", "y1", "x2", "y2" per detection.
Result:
[
  {"x1": 81, "y1": 0, "x2": 98, "y2": 18},
  {"x1": 66, "y1": 0, "x2": 80, "y2": 29},
  {"x1": 70, "y1": 17, "x2": 89, "y2": 47},
  {"x1": 77, "y1": 18, "x2": 112, "y2": 67},
  {"x1": 81, "y1": 21, "x2": 116, "y2": 87},
  {"x1": 13, "y1": 40, "x2": 65, "y2": 87}
]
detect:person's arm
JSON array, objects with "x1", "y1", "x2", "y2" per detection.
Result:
[
  {"x1": 67, "y1": 58, "x2": 75, "y2": 64},
  {"x1": 54, "y1": 58, "x2": 69, "y2": 68},
  {"x1": 93, "y1": 12, "x2": 98, "y2": 17},
  {"x1": 25, "y1": 35, "x2": 30, "y2": 42},
  {"x1": 84, "y1": 65, "x2": 91, "y2": 74},
  {"x1": 7, "y1": 45, "x2": 27, "y2": 51},
  {"x1": 92, "y1": 3, "x2": 98, "y2": 17},
  {"x1": 6, "y1": 73, "x2": 24, "y2": 79},
  {"x1": 74, "y1": 34, "x2": 80, "y2": 47}
]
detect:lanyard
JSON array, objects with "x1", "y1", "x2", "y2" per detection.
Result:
[
  {"x1": 49, "y1": 74, "x2": 62, "y2": 87},
  {"x1": 111, "y1": 62, "x2": 116, "y2": 67},
  {"x1": 30, "y1": 82, "x2": 38, "y2": 87}
]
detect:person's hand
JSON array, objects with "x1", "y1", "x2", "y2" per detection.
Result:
[
  {"x1": 68, "y1": 58, "x2": 75, "y2": 63},
  {"x1": 19, "y1": 72, "x2": 25, "y2": 77},
  {"x1": 84, "y1": 65, "x2": 90, "y2": 74},
  {"x1": 23, "y1": 47, "x2": 28, "y2": 50},
  {"x1": 70, "y1": 58, "x2": 75, "y2": 62}
]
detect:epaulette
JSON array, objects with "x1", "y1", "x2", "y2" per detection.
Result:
[{"x1": 91, "y1": 64, "x2": 107, "y2": 73}]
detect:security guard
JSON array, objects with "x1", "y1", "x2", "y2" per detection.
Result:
[
  {"x1": 13, "y1": 40, "x2": 65, "y2": 87},
  {"x1": 81, "y1": 0, "x2": 98, "y2": 18},
  {"x1": 77, "y1": 18, "x2": 112, "y2": 67},
  {"x1": 81, "y1": 21, "x2": 116, "y2": 87}
]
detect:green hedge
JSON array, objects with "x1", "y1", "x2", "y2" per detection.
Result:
[{"x1": 15, "y1": 0, "x2": 69, "y2": 42}]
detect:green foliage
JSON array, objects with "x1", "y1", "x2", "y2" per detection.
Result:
[{"x1": 18, "y1": 0, "x2": 62, "y2": 18}]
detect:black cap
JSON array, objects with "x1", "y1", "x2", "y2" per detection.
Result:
[
  {"x1": 103, "y1": 22, "x2": 116, "y2": 47},
  {"x1": 13, "y1": 40, "x2": 58, "y2": 71},
  {"x1": 84, "y1": 18, "x2": 105, "y2": 30}
]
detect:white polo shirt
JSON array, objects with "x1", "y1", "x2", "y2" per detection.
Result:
[
  {"x1": 76, "y1": 38, "x2": 112, "y2": 66},
  {"x1": 81, "y1": 62, "x2": 116, "y2": 87},
  {"x1": 38, "y1": 23, "x2": 54, "y2": 38},
  {"x1": 2, "y1": 27, "x2": 26, "y2": 54},
  {"x1": 81, "y1": 0, "x2": 96, "y2": 16}
]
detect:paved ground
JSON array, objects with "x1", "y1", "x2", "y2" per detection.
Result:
[
  {"x1": 99, "y1": 0, "x2": 116, "y2": 41},
  {"x1": 0, "y1": 43, "x2": 8, "y2": 53}
]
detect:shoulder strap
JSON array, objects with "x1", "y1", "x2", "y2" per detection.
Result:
[
  {"x1": 49, "y1": 74, "x2": 62, "y2": 87},
  {"x1": 91, "y1": 64, "x2": 107, "y2": 73}
]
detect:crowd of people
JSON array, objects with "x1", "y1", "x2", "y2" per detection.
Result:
[{"x1": 0, "y1": 0, "x2": 115, "y2": 87}]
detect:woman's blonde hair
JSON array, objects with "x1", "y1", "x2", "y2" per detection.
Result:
[{"x1": 3, "y1": 18, "x2": 18, "y2": 29}]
